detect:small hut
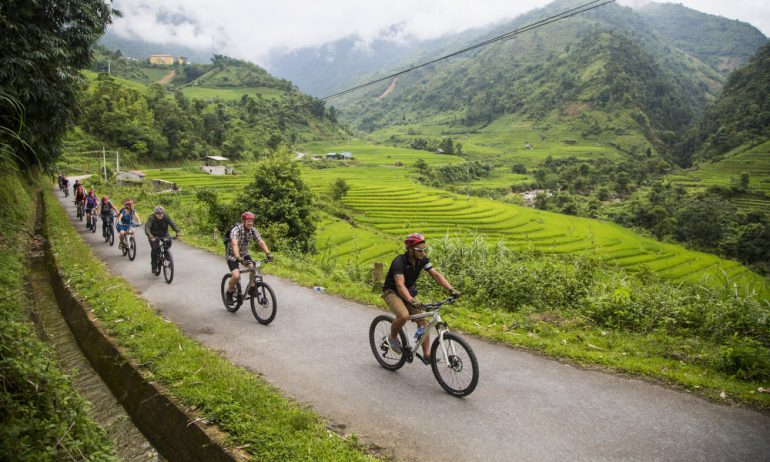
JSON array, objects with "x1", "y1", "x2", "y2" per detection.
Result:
[
  {"x1": 116, "y1": 170, "x2": 146, "y2": 185},
  {"x1": 200, "y1": 156, "x2": 231, "y2": 175}
]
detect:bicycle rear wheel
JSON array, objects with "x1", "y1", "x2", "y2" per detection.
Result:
[
  {"x1": 430, "y1": 332, "x2": 479, "y2": 397},
  {"x1": 369, "y1": 315, "x2": 408, "y2": 371},
  {"x1": 250, "y1": 281, "x2": 276, "y2": 324},
  {"x1": 162, "y1": 250, "x2": 174, "y2": 284},
  {"x1": 127, "y1": 236, "x2": 137, "y2": 261},
  {"x1": 220, "y1": 274, "x2": 242, "y2": 312}
]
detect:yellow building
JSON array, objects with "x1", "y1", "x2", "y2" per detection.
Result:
[{"x1": 149, "y1": 54, "x2": 174, "y2": 65}]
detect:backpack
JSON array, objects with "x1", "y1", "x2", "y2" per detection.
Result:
[{"x1": 222, "y1": 224, "x2": 237, "y2": 248}]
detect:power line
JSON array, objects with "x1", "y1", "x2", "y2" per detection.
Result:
[{"x1": 319, "y1": 0, "x2": 616, "y2": 102}]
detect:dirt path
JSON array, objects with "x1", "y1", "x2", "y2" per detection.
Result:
[
  {"x1": 55, "y1": 185, "x2": 770, "y2": 462},
  {"x1": 157, "y1": 70, "x2": 176, "y2": 85}
]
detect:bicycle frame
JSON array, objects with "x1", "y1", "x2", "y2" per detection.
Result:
[{"x1": 405, "y1": 297, "x2": 455, "y2": 361}]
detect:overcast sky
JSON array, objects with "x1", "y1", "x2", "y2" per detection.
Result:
[{"x1": 108, "y1": 0, "x2": 770, "y2": 65}]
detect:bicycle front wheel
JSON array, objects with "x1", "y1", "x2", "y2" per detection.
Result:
[
  {"x1": 250, "y1": 281, "x2": 276, "y2": 324},
  {"x1": 127, "y1": 236, "x2": 137, "y2": 261},
  {"x1": 162, "y1": 250, "x2": 174, "y2": 284},
  {"x1": 108, "y1": 227, "x2": 114, "y2": 246},
  {"x1": 220, "y1": 274, "x2": 242, "y2": 312},
  {"x1": 369, "y1": 315, "x2": 408, "y2": 371},
  {"x1": 90, "y1": 216, "x2": 97, "y2": 233},
  {"x1": 430, "y1": 332, "x2": 479, "y2": 397}
]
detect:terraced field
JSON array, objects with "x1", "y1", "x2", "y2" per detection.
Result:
[
  {"x1": 144, "y1": 162, "x2": 770, "y2": 300},
  {"x1": 179, "y1": 86, "x2": 286, "y2": 101},
  {"x1": 670, "y1": 141, "x2": 770, "y2": 211}
]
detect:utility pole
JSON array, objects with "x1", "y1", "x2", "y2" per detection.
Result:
[
  {"x1": 108, "y1": 57, "x2": 111, "y2": 75},
  {"x1": 116, "y1": 150, "x2": 120, "y2": 174},
  {"x1": 466, "y1": 158, "x2": 470, "y2": 202},
  {"x1": 102, "y1": 146, "x2": 107, "y2": 180}
]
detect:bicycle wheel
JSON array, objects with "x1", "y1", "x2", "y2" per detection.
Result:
[
  {"x1": 108, "y1": 227, "x2": 114, "y2": 246},
  {"x1": 369, "y1": 315, "x2": 408, "y2": 371},
  {"x1": 250, "y1": 281, "x2": 276, "y2": 324},
  {"x1": 162, "y1": 250, "x2": 174, "y2": 284},
  {"x1": 430, "y1": 332, "x2": 479, "y2": 397},
  {"x1": 77, "y1": 206, "x2": 82, "y2": 221},
  {"x1": 220, "y1": 274, "x2": 242, "y2": 312},
  {"x1": 127, "y1": 236, "x2": 137, "y2": 261},
  {"x1": 90, "y1": 216, "x2": 97, "y2": 233}
]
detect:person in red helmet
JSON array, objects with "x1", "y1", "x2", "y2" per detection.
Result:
[
  {"x1": 224, "y1": 211, "x2": 273, "y2": 306},
  {"x1": 382, "y1": 233, "x2": 461, "y2": 363}
]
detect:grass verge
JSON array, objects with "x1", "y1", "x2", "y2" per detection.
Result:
[
  {"x1": 0, "y1": 167, "x2": 116, "y2": 461},
  {"x1": 43, "y1": 187, "x2": 375, "y2": 461}
]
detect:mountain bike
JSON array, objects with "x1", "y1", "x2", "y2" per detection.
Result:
[
  {"x1": 86, "y1": 208, "x2": 98, "y2": 233},
  {"x1": 369, "y1": 296, "x2": 479, "y2": 397},
  {"x1": 119, "y1": 223, "x2": 139, "y2": 261},
  {"x1": 63, "y1": 185, "x2": 69, "y2": 197},
  {"x1": 220, "y1": 259, "x2": 276, "y2": 324},
  {"x1": 76, "y1": 201, "x2": 84, "y2": 221},
  {"x1": 154, "y1": 236, "x2": 175, "y2": 284},
  {"x1": 102, "y1": 214, "x2": 115, "y2": 246}
]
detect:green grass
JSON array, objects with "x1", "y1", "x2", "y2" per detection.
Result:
[
  {"x1": 43, "y1": 186, "x2": 375, "y2": 461},
  {"x1": 180, "y1": 86, "x2": 286, "y2": 101}
]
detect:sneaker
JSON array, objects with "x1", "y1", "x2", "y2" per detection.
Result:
[
  {"x1": 225, "y1": 290, "x2": 235, "y2": 305},
  {"x1": 387, "y1": 337, "x2": 403, "y2": 354},
  {"x1": 416, "y1": 353, "x2": 435, "y2": 366}
]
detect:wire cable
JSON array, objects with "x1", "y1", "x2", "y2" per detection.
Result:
[{"x1": 319, "y1": 0, "x2": 616, "y2": 101}]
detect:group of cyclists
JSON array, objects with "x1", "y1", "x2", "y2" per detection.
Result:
[{"x1": 59, "y1": 175, "x2": 462, "y2": 363}]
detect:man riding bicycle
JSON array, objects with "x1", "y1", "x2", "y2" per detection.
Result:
[
  {"x1": 145, "y1": 205, "x2": 180, "y2": 275},
  {"x1": 382, "y1": 233, "x2": 461, "y2": 363},
  {"x1": 224, "y1": 211, "x2": 273, "y2": 305},
  {"x1": 116, "y1": 200, "x2": 141, "y2": 249},
  {"x1": 98, "y1": 195, "x2": 118, "y2": 235},
  {"x1": 74, "y1": 183, "x2": 86, "y2": 207}
]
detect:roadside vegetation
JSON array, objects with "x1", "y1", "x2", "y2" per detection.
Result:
[{"x1": 0, "y1": 165, "x2": 117, "y2": 461}]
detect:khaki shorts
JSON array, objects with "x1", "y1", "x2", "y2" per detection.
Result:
[{"x1": 382, "y1": 289, "x2": 423, "y2": 318}]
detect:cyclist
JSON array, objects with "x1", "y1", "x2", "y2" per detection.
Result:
[
  {"x1": 72, "y1": 178, "x2": 82, "y2": 197},
  {"x1": 73, "y1": 183, "x2": 86, "y2": 215},
  {"x1": 57, "y1": 173, "x2": 65, "y2": 191},
  {"x1": 116, "y1": 200, "x2": 141, "y2": 250},
  {"x1": 98, "y1": 195, "x2": 118, "y2": 236},
  {"x1": 224, "y1": 211, "x2": 273, "y2": 305},
  {"x1": 61, "y1": 177, "x2": 69, "y2": 196},
  {"x1": 382, "y1": 233, "x2": 461, "y2": 363},
  {"x1": 145, "y1": 205, "x2": 180, "y2": 274},
  {"x1": 84, "y1": 188, "x2": 99, "y2": 227}
]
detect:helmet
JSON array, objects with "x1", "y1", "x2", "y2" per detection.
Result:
[
  {"x1": 241, "y1": 211, "x2": 256, "y2": 221},
  {"x1": 154, "y1": 205, "x2": 165, "y2": 214},
  {"x1": 102, "y1": 196, "x2": 109, "y2": 201},
  {"x1": 124, "y1": 200, "x2": 133, "y2": 206},
  {"x1": 404, "y1": 233, "x2": 425, "y2": 248},
  {"x1": 89, "y1": 188, "x2": 95, "y2": 194}
]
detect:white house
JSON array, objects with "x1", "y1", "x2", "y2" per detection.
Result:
[
  {"x1": 200, "y1": 156, "x2": 232, "y2": 175},
  {"x1": 116, "y1": 170, "x2": 146, "y2": 185}
]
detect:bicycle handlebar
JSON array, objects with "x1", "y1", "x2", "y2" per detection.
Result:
[{"x1": 423, "y1": 295, "x2": 457, "y2": 310}]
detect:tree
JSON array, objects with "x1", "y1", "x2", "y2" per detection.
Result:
[
  {"x1": 238, "y1": 157, "x2": 316, "y2": 252},
  {"x1": 329, "y1": 178, "x2": 350, "y2": 201},
  {"x1": 0, "y1": 0, "x2": 113, "y2": 169}
]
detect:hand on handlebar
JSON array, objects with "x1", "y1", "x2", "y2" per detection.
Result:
[
  {"x1": 265, "y1": 252, "x2": 274, "y2": 262},
  {"x1": 408, "y1": 298, "x2": 423, "y2": 310},
  {"x1": 449, "y1": 288, "x2": 462, "y2": 299}
]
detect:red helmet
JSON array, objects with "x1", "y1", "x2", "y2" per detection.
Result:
[
  {"x1": 241, "y1": 211, "x2": 256, "y2": 221},
  {"x1": 124, "y1": 200, "x2": 133, "y2": 206},
  {"x1": 404, "y1": 233, "x2": 425, "y2": 248}
]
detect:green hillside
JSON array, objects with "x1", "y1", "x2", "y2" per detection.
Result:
[{"x1": 637, "y1": 2, "x2": 768, "y2": 76}]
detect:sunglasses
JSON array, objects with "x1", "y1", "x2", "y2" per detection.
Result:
[{"x1": 413, "y1": 247, "x2": 429, "y2": 254}]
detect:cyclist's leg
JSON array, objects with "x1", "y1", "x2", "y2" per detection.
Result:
[
  {"x1": 227, "y1": 259, "x2": 240, "y2": 293},
  {"x1": 149, "y1": 237, "x2": 160, "y2": 271},
  {"x1": 383, "y1": 290, "x2": 411, "y2": 347},
  {"x1": 243, "y1": 255, "x2": 255, "y2": 287}
]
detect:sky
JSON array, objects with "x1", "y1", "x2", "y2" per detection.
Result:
[{"x1": 108, "y1": 0, "x2": 770, "y2": 66}]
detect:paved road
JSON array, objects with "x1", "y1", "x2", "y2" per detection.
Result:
[{"x1": 56, "y1": 190, "x2": 770, "y2": 462}]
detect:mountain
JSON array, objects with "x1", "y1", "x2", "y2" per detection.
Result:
[
  {"x1": 318, "y1": 0, "x2": 765, "y2": 163},
  {"x1": 636, "y1": 2, "x2": 767, "y2": 77},
  {"x1": 686, "y1": 42, "x2": 770, "y2": 161}
]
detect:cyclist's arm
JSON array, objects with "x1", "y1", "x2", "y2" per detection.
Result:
[
  {"x1": 144, "y1": 216, "x2": 154, "y2": 239},
  {"x1": 394, "y1": 274, "x2": 414, "y2": 303},
  {"x1": 426, "y1": 267, "x2": 454, "y2": 292},
  {"x1": 133, "y1": 212, "x2": 142, "y2": 225},
  {"x1": 230, "y1": 238, "x2": 242, "y2": 261},
  {"x1": 257, "y1": 239, "x2": 270, "y2": 255}
]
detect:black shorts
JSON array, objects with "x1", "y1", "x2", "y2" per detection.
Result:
[{"x1": 227, "y1": 255, "x2": 254, "y2": 271}]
